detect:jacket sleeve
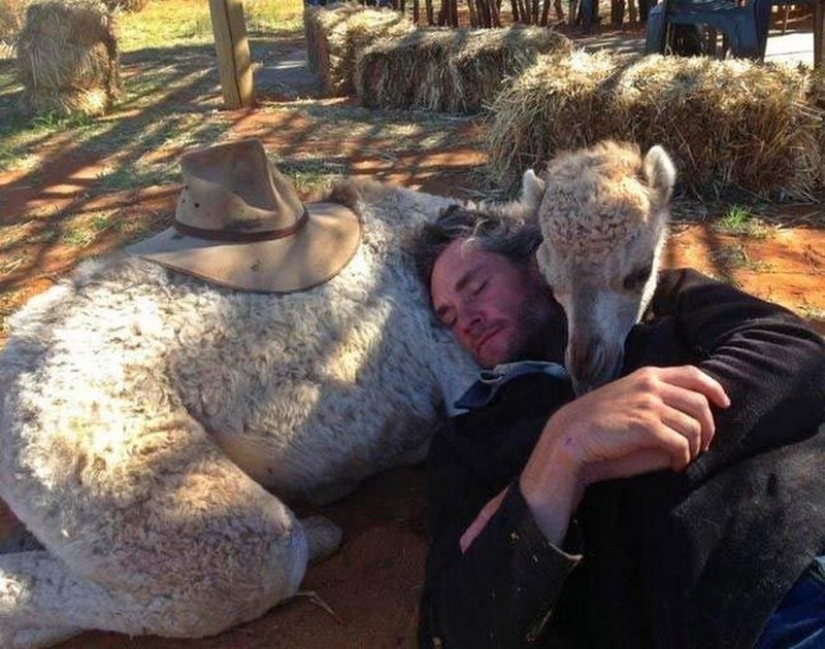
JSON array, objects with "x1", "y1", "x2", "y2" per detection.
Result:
[
  {"x1": 418, "y1": 431, "x2": 581, "y2": 649},
  {"x1": 648, "y1": 268, "x2": 825, "y2": 477}
]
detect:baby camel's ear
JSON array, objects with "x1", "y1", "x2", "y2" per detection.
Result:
[
  {"x1": 520, "y1": 168, "x2": 545, "y2": 211},
  {"x1": 643, "y1": 145, "x2": 676, "y2": 204}
]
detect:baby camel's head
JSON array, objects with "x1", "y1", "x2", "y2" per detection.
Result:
[{"x1": 534, "y1": 140, "x2": 676, "y2": 395}]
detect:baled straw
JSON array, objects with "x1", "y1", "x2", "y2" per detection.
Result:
[
  {"x1": 356, "y1": 26, "x2": 572, "y2": 114},
  {"x1": 486, "y1": 49, "x2": 623, "y2": 188},
  {"x1": 615, "y1": 56, "x2": 823, "y2": 199},
  {"x1": 305, "y1": 2, "x2": 414, "y2": 97},
  {"x1": 16, "y1": 0, "x2": 120, "y2": 117},
  {"x1": 486, "y1": 50, "x2": 825, "y2": 199}
]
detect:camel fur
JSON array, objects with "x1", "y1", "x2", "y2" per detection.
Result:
[
  {"x1": 0, "y1": 172, "x2": 549, "y2": 647},
  {"x1": 533, "y1": 140, "x2": 676, "y2": 395}
]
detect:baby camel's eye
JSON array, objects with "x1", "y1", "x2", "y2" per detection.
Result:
[{"x1": 623, "y1": 264, "x2": 652, "y2": 292}]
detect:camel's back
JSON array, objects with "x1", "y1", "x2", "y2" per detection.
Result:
[{"x1": 0, "y1": 233, "x2": 470, "y2": 500}]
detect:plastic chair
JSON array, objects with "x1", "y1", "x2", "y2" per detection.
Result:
[{"x1": 645, "y1": 0, "x2": 766, "y2": 58}]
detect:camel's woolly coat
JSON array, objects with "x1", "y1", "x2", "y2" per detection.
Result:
[{"x1": 0, "y1": 179, "x2": 540, "y2": 647}]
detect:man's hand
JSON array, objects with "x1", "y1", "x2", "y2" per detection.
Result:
[
  {"x1": 520, "y1": 365, "x2": 729, "y2": 544},
  {"x1": 459, "y1": 366, "x2": 729, "y2": 551}
]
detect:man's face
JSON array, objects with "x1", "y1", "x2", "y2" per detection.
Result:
[{"x1": 430, "y1": 239, "x2": 565, "y2": 368}]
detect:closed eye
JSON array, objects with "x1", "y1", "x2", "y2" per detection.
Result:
[{"x1": 470, "y1": 279, "x2": 488, "y2": 296}]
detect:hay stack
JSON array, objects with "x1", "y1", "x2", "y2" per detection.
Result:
[
  {"x1": 16, "y1": 0, "x2": 121, "y2": 117},
  {"x1": 356, "y1": 26, "x2": 572, "y2": 114},
  {"x1": 487, "y1": 51, "x2": 825, "y2": 199},
  {"x1": 304, "y1": 2, "x2": 414, "y2": 97}
]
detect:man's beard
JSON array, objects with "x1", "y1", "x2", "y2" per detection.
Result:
[{"x1": 506, "y1": 288, "x2": 568, "y2": 365}]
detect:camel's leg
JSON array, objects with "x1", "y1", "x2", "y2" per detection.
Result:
[
  {"x1": 0, "y1": 508, "x2": 337, "y2": 649},
  {"x1": 1, "y1": 513, "x2": 342, "y2": 649},
  {"x1": 0, "y1": 411, "x2": 343, "y2": 647}
]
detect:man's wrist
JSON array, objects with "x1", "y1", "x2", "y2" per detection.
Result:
[{"x1": 519, "y1": 431, "x2": 584, "y2": 545}]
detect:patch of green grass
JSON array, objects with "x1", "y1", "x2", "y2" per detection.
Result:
[
  {"x1": 118, "y1": 2, "x2": 216, "y2": 51},
  {"x1": 31, "y1": 111, "x2": 98, "y2": 133},
  {"x1": 712, "y1": 204, "x2": 772, "y2": 239},
  {"x1": 710, "y1": 244, "x2": 770, "y2": 272},
  {"x1": 274, "y1": 157, "x2": 349, "y2": 195},
  {"x1": 247, "y1": 0, "x2": 304, "y2": 32},
  {"x1": 60, "y1": 211, "x2": 116, "y2": 248},
  {"x1": 96, "y1": 161, "x2": 177, "y2": 193}
]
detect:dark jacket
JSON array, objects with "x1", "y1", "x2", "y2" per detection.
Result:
[{"x1": 419, "y1": 269, "x2": 825, "y2": 649}]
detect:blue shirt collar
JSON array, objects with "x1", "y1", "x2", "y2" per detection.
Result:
[{"x1": 454, "y1": 360, "x2": 569, "y2": 411}]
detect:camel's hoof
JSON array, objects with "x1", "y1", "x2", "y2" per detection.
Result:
[{"x1": 301, "y1": 516, "x2": 342, "y2": 564}]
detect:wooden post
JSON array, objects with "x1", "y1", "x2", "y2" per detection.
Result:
[{"x1": 208, "y1": 0, "x2": 254, "y2": 109}]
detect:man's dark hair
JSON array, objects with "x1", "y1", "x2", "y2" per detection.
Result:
[{"x1": 410, "y1": 204, "x2": 542, "y2": 296}]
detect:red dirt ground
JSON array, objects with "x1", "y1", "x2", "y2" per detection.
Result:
[{"x1": 1, "y1": 16, "x2": 825, "y2": 649}]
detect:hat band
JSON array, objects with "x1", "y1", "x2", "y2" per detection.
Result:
[{"x1": 173, "y1": 209, "x2": 309, "y2": 243}]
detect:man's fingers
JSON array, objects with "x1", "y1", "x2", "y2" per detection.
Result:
[
  {"x1": 660, "y1": 407, "x2": 704, "y2": 462},
  {"x1": 655, "y1": 366, "x2": 731, "y2": 410},
  {"x1": 657, "y1": 378, "x2": 719, "y2": 452}
]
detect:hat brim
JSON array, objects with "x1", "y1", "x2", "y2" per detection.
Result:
[{"x1": 127, "y1": 202, "x2": 361, "y2": 294}]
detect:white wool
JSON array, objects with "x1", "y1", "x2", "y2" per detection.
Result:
[{"x1": 0, "y1": 179, "x2": 482, "y2": 646}]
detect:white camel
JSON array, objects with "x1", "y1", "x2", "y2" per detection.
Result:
[
  {"x1": 0, "y1": 142, "x2": 545, "y2": 647},
  {"x1": 533, "y1": 140, "x2": 676, "y2": 394}
]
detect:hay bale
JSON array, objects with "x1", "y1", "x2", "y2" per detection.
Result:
[
  {"x1": 485, "y1": 49, "x2": 622, "y2": 181},
  {"x1": 16, "y1": 0, "x2": 121, "y2": 117},
  {"x1": 356, "y1": 26, "x2": 572, "y2": 114},
  {"x1": 487, "y1": 51, "x2": 825, "y2": 199},
  {"x1": 0, "y1": 0, "x2": 38, "y2": 44},
  {"x1": 304, "y1": 2, "x2": 414, "y2": 97}
]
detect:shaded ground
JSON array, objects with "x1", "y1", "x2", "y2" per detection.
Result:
[{"x1": 1, "y1": 5, "x2": 825, "y2": 648}]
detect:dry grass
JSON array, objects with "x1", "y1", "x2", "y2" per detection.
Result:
[
  {"x1": 486, "y1": 50, "x2": 825, "y2": 199},
  {"x1": 356, "y1": 25, "x2": 571, "y2": 114},
  {"x1": 304, "y1": 2, "x2": 414, "y2": 97},
  {"x1": 15, "y1": 0, "x2": 121, "y2": 117}
]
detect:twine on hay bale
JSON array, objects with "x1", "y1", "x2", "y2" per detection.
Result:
[
  {"x1": 16, "y1": 0, "x2": 121, "y2": 117},
  {"x1": 356, "y1": 26, "x2": 572, "y2": 114},
  {"x1": 487, "y1": 51, "x2": 825, "y2": 200},
  {"x1": 304, "y1": 2, "x2": 414, "y2": 97}
]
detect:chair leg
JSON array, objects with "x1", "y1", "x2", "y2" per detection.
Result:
[
  {"x1": 815, "y1": 0, "x2": 824, "y2": 67},
  {"x1": 645, "y1": 4, "x2": 668, "y2": 53},
  {"x1": 753, "y1": 0, "x2": 773, "y2": 59}
]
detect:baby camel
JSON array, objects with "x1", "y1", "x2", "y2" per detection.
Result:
[{"x1": 533, "y1": 140, "x2": 677, "y2": 395}]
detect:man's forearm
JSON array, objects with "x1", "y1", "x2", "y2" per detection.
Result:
[{"x1": 652, "y1": 269, "x2": 825, "y2": 468}]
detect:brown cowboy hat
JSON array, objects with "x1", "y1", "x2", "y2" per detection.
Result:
[{"x1": 127, "y1": 138, "x2": 361, "y2": 293}]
